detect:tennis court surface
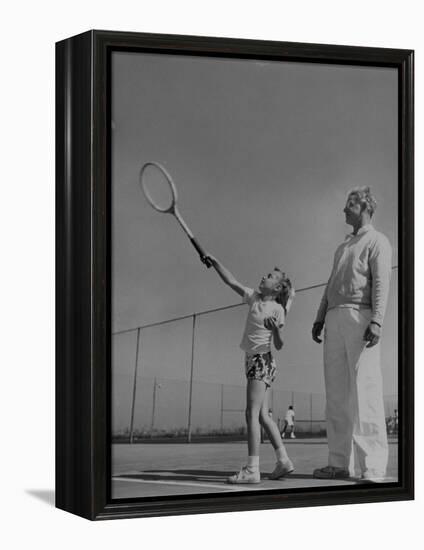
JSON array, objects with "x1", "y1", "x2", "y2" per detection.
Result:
[{"x1": 112, "y1": 438, "x2": 398, "y2": 498}]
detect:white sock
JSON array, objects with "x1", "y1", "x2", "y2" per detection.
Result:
[
  {"x1": 247, "y1": 455, "x2": 260, "y2": 471},
  {"x1": 276, "y1": 446, "x2": 289, "y2": 462}
]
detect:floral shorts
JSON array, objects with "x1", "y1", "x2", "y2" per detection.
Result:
[{"x1": 245, "y1": 352, "x2": 277, "y2": 387}]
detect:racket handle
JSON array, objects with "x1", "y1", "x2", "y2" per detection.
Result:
[{"x1": 190, "y1": 237, "x2": 212, "y2": 268}]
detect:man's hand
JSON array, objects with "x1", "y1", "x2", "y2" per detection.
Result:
[
  {"x1": 363, "y1": 322, "x2": 381, "y2": 348},
  {"x1": 312, "y1": 321, "x2": 324, "y2": 344}
]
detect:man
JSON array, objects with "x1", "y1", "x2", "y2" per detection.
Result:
[
  {"x1": 281, "y1": 405, "x2": 296, "y2": 439},
  {"x1": 312, "y1": 187, "x2": 392, "y2": 482}
]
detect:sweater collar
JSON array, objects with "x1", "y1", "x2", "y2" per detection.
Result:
[{"x1": 349, "y1": 223, "x2": 373, "y2": 238}]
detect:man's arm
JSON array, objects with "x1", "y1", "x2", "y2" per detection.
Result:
[
  {"x1": 312, "y1": 283, "x2": 329, "y2": 343},
  {"x1": 369, "y1": 234, "x2": 392, "y2": 326},
  {"x1": 315, "y1": 283, "x2": 329, "y2": 325},
  {"x1": 364, "y1": 234, "x2": 392, "y2": 348}
]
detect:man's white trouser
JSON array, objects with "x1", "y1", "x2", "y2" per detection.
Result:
[{"x1": 324, "y1": 307, "x2": 388, "y2": 476}]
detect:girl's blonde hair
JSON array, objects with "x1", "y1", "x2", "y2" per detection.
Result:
[{"x1": 274, "y1": 268, "x2": 294, "y2": 315}]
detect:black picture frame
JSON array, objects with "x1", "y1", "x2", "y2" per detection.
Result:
[{"x1": 55, "y1": 30, "x2": 414, "y2": 521}]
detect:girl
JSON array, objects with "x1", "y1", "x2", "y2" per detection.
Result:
[{"x1": 203, "y1": 253, "x2": 295, "y2": 484}]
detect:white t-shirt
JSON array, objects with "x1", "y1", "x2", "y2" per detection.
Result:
[
  {"x1": 285, "y1": 409, "x2": 295, "y2": 425},
  {"x1": 240, "y1": 288, "x2": 285, "y2": 355}
]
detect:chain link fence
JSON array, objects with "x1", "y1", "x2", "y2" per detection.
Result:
[
  {"x1": 113, "y1": 371, "x2": 397, "y2": 442},
  {"x1": 112, "y1": 271, "x2": 398, "y2": 442}
]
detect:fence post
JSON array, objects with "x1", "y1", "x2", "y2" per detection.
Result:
[
  {"x1": 220, "y1": 383, "x2": 224, "y2": 432},
  {"x1": 129, "y1": 328, "x2": 141, "y2": 444},
  {"x1": 187, "y1": 314, "x2": 197, "y2": 443},
  {"x1": 310, "y1": 393, "x2": 313, "y2": 435},
  {"x1": 151, "y1": 377, "x2": 158, "y2": 431}
]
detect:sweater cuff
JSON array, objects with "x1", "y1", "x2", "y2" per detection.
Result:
[
  {"x1": 314, "y1": 318, "x2": 325, "y2": 326},
  {"x1": 371, "y1": 313, "x2": 383, "y2": 326}
]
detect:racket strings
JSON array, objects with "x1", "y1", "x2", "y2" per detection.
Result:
[{"x1": 140, "y1": 163, "x2": 176, "y2": 212}]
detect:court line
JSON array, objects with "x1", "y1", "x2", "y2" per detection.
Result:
[{"x1": 112, "y1": 475, "x2": 254, "y2": 491}]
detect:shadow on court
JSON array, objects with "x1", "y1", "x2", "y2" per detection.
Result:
[
  {"x1": 111, "y1": 440, "x2": 398, "y2": 498},
  {"x1": 122, "y1": 469, "x2": 317, "y2": 481}
]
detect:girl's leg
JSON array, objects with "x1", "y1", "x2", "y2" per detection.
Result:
[
  {"x1": 259, "y1": 388, "x2": 285, "y2": 450},
  {"x1": 259, "y1": 389, "x2": 294, "y2": 477},
  {"x1": 245, "y1": 379, "x2": 267, "y2": 458},
  {"x1": 260, "y1": 391, "x2": 291, "y2": 461},
  {"x1": 228, "y1": 379, "x2": 267, "y2": 484}
]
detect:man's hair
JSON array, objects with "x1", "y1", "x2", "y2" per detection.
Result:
[
  {"x1": 274, "y1": 267, "x2": 293, "y2": 314},
  {"x1": 348, "y1": 186, "x2": 377, "y2": 217}
]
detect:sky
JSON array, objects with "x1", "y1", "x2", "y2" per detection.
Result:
[{"x1": 111, "y1": 51, "x2": 398, "y2": 429}]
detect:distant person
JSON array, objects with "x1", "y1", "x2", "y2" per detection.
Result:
[
  {"x1": 393, "y1": 409, "x2": 399, "y2": 434},
  {"x1": 203, "y1": 252, "x2": 295, "y2": 483},
  {"x1": 312, "y1": 187, "x2": 392, "y2": 483},
  {"x1": 386, "y1": 415, "x2": 395, "y2": 435},
  {"x1": 281, "y1": 405, "x2": 296, "y2": 439}
]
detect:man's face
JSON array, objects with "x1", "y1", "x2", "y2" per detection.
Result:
[{"x1": 343, "y1": 194, "x2": 362, "y2": 226}]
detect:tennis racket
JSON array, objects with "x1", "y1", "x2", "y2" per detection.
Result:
[{"x1": 139, "y1": 161, "x2": 212, "y2": 268}]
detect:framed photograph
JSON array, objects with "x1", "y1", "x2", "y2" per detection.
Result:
[{"x1": 56, "y1": 30, "x2": 414, "y2": 520}]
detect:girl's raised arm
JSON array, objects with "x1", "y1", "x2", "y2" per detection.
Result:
[{"x1": 204, "y1": 254, "x2": 246, "y2": 297}]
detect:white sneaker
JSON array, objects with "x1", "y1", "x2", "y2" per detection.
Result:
[
  {"x1": 281, "y1": 433, "x2": 285, "y2": 438},
  {"x1": 227, "y1": 466, "x2": 261, "y2": 484},
  {"x1": 290, "y1": 433, "x2": 296, "y2": 439},
  {"x1": 269, "y1": 459, "x2": 294, "y2": 480}
]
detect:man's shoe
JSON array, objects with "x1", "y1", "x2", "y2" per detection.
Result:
[
  {"x1": 361, "y1": 470, "x2": 386, "y2": 483},
  {"x1": 313, "y1": 466, "x2": 350, "y2": 479},
  {"x1": 290, "y1": 433, "x2": 296, "y2": 439},
  {"x1": 227, "y1": 466, "x2": 261, "y2": 484},
  {"x1": 269, "y1": 459, "x2": 294, "y2": 480}
]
